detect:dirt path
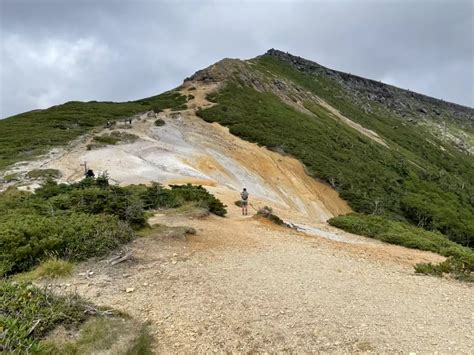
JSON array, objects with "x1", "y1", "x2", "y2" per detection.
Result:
[{"x1": 62, "y1": 191, "x2": 473, "y2": 353}]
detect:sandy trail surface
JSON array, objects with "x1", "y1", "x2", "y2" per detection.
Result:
[
  {"x1": 15, "y1": 81, "x2": 473, "y2": 352},
  {"x1": 64, "y1": 191, "x2": 473, "y2": 353}
]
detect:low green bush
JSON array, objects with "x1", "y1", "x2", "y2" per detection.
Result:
[
  {"x1": 154, "y1": 118, "x2": 165, "y2": 126},
  {"x1": 257, "y1": 206, "x2": 286, "y2": 226},
  {"x1": 170, "y1": 104, "x2": 187, "y2": 111},
  {"x1": 328, "y1": 213, "x2": 464, "y2": 254},
  {"x1": 329, "y1": 213, "x2": 473, "y2": 280},
  {"x1": 0, "y1": 213, "x2": 133, "y2": 276},
  {"x1": 92, "y1": 131, "x2": 138, "y2": 146},
  {"x1": 26, "y1": 169, "x2": 62, "y2": 180},
  {"x1": 169, "y1": 184, "x2": 227, "y2": 216},
  {"x1": 415, "y1": 251, "x2": 474, "y2": 281}
]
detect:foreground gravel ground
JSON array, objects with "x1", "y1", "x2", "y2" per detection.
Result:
[{"x1": 66, "y1": 204, "x2": 473, "y2": 354}]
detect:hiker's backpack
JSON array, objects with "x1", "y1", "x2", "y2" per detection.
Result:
[{"x1": 241, "y1": 191, "x2": 249, "y2": 200}]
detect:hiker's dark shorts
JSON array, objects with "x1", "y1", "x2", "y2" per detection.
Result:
[{"x1": 241, "y1": 200, "x2": 248, "y2": 206}]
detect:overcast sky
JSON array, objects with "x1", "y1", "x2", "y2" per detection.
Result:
[{"x1": 1, "y1": 0, "x2": 473, "y2": 118}]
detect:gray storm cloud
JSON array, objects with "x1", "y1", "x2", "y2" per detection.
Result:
[{"x1": 1, "y1": 0, "x2": 473, "y2": 118}]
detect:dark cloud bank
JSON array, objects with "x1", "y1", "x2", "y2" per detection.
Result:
[{"x1": 1, "y1": 0, "x2": 473, "y2": 118}]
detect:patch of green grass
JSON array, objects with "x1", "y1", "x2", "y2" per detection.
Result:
[
  {"x1": 15, "y1": 258, "x2": 74, "y2": 281},
  {"x1": 139, "y1": 224, "x2": 196, "y2": 239},
  {"x1": 1, "y1": 280, "x2": 152, "y2": 354},
  {"x1": 125, "y1": 322, "x2": 153, "y2": 355},
  {"x1": 26, "y1": 168, "x2": 62, "y2": 180},
  {"x1": 0, "y1": 281, "x2": 91, "y2": 353},
  {"x1": 163, "y1": 201, "x2": 210, "y2": 218},
  {"x1": 0, "y1": 91, "x2": 186, "y2": 170},
  {"x1": 43, "y1": 317, "x2": 152, "y2": 355}
]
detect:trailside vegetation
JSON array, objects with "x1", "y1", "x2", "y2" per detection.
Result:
[
  {"x1": 0, "y1": 178, "x2": 226, "y2": 277},
  {"x1": 329, "y1": 213, "x2": 473, "y2": 280},
  {"x1": 0, "y1": 178, "x2": 226, "y2": 351},
  {"x1": 0, "y1": 281, "x2": 91, "y2": 353},
  {"x1": 1, "y1": 281, "x2": 154, "y2": 353}
]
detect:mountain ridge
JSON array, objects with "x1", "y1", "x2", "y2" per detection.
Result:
[{"x1": 263, "y1": 49, "x2": 473, "y2": 112}]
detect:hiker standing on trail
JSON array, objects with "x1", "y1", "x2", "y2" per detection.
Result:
[{"x1": 240, "y1": 188, "x2": 249, "y2": 215}]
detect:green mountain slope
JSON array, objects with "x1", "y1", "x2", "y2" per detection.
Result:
[{"x1": 193, "y1": 50, "x2": 474, "y2": 247}]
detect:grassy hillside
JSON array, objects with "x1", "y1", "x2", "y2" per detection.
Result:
[
  {"x1": 196, "y1": 54, "x2": 474, "y2": 247},
  {"x1": 0, "y1": 91, "x2": 186, "y2": 170}
]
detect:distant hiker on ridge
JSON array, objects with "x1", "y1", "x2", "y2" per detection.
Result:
[
  {"x1": 240, "y1": 188, "x2": 249, "y2": 215},
  {"x1": 85, "y1": 169, "x2": 95, "y2": 178}
]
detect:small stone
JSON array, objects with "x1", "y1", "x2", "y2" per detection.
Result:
[
  {"x1": 172, "y1": 260, "x2": 177, "y2": 265},
  {"x1": 126, "y1": 287, "x2": 135, "y2": 293}
]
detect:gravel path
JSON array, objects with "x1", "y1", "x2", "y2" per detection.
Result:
[{"x1": 66, "y1": 204, "x2": 473, "y2": 353}]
